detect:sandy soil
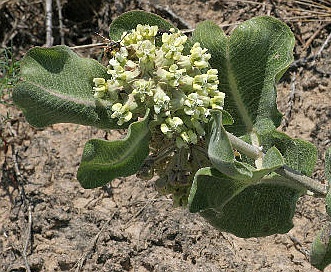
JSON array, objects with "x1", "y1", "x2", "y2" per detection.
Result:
[{"x1": 1, "y1": 0, "x2": 331, "y2": 271}]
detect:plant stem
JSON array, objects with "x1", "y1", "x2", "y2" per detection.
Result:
[
  {"x1": 226, "y1": 132, "x2": 327, "y2": 197},
  {"x1": 226, "y1": 132, "x2": 263, "y2": 159}
]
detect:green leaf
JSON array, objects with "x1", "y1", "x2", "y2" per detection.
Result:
[
  {"x1": 191, "y1": 110, "x2": 308, "y2": 237},
  {"x1": 12, "y1": 46, "x2": 123, "y2": 129},
  {"x1": 262, "y1": 146, "x2": 285, "y2": 169},
  {"x1": 260, "y1": 129, "x2": 317, "y2": 176},
  {"x1": 208, "y1": 111, "x2": 285, "y2": 181},
  {"x1": 311, "y1": 223, "x2": 331, "y2": 271},
  {"x1": 77, "y1": 110, "x2": 151, "y2": 189},
  {"x1": 208, "y1": 111, "x2": 254, "y2": 179},
  {"x1": 108, "y1": 10, "x2": 176, "y2": 40},
  {"x1": 325, "y1": 147, "x2": 331, "y2": 185},
  {"x1": 192, "y1": 17, "x2": 295, "y2": 136},
  {"x1": 221, "y1": 109, "x2": 234, "y2": 125},
  {"x1": 311, "y1": 148, "x2": 331, "y2": 270},
  {"x1": 325, "y1": 147, "x2": 331, "y2": 217},
  {"x1": 188, "y1": 167, "x2": 303, "y2": 238}
]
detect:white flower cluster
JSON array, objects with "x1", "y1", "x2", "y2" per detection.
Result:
[{"x1": 93, "y1": 24, "x2": 225, "y2": 148}]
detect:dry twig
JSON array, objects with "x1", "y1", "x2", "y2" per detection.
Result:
[
  {"x1": 282, "y1": 0, "x2": 331, "y2": 22},
  {"x1": 11, "y1": 144, "x2": 33, "y2": 272},
  {"x1": 45, "y1": 0, "x2": 53, "y2": 47},
  {"x1": 151, "y1": 3, "x2": 192, "y2": 29},
  {"x1": 70, "y1": 42, "x2": 105, "y2": 50},
  {"x1": 302, "y1": 23, "x2": 329, "y2": 51},
  {"x1": 281, "y1": 72, "x2": 297, "y2": 132},
  {"x1": 288, "y1": 234, "x2": 310, "y2": 259},
  {"x1": 55, "y1": 0, "x2": 64, "y2": 45},
  {"x1": 22, "y1": 205, "x2": 32, "y2": 272},
  {"x1": 74, "y1": 212, "x2": 116, "y2": 272},
  {"x1": 314, "y1": 28, "x2": 331, "y2": 59},
  {"x1": 123, "y1": 193, "x2": 159, "y2": 230}
]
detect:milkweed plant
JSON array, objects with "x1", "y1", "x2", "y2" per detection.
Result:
[{"x1": 12, "y1": 11, "x2": 331, "y2": 271}]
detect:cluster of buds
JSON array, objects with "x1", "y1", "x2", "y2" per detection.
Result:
[{"x1": 93, "y1": 24, "x2": 225, "y2": 148}]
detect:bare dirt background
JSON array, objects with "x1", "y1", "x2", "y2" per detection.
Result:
[{"x1": 0, "y1": 0, "x2": 331, "y2": 271}]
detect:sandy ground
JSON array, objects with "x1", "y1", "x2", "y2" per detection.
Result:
[{"x1": 1, "y1": 0, "x2": 331, "y2": 271}]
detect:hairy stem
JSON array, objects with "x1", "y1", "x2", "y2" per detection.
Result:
[{"x1": 226, "y1": 132, "x2": 327, "y2": 197}]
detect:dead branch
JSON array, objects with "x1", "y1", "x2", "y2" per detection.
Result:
[
  {"x1": 70, "y1": 42, "x2": 105, "y2": 50},
  {"x1": 22, "y1": 205, "x2": 32, "y2": 272},
  {"x1": 11, "y1": 144, "x2": 33, "y2": 272},
  {"x1": 123, "y1": 193, "x2": 158, "y2": 230},
  {"x1": 45, "y1": 0, "x2": 53, "y2": 47},
  {"x1": 73, "y1": 212, "x2": 116, "y2": 272},
  {"x1": 151, "y1": 3, "x2": 192, "y2": 30},
  {"x1": 302, "y1": 23, "x2": 328, "y2": 51},
  {"x1": 281, "y1": 71, "x2": 297, "y2": 132},
  {"x1": 55, "y1": 0, "x2": 64, "y2": 45}
]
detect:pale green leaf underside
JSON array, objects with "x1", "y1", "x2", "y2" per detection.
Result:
[
  {"x1": 12, "y1": 46, "x2": 123, "y2": 129},
  {"x1": 208, "y1": 111, "x2": 254, "y2": 179},
  {"x1": 77, "y1": 111, "x2": 151, "y2": 188},
  {"x1": 192, "y1": 16, "x2": 295, "y2": 136}
]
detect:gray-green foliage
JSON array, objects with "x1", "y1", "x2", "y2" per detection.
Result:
[
  {"x1": 187, "y1": 16, "x2": 317, "y2": 237},
  {"x1": 310, "y1": 147, "x2": 331, "y2": 271}
]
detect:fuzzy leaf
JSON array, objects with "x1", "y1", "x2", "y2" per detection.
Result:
[
  {"x1": 188, "y1": 167, "x2": 303, "y2": 238},
  {"x1": 108, "y1": 11, "x2": 176, "y2": 40},
  {"x1": 192, "y1": 17, "x2": 295, "y2": 136},
  {"x1": 325, "y1": 147, "x2": 331, "y2": 185},
  {"x1": 310, "y1": 149, "x2": 331, "y2": 270},
  {"x1": 311, "y1": 223, "x2": 331, "y2": 271},
  {"x1": 260, "y1": 129, "x2": 317, "y2": 177},
  {"x1": 208, "y1": 111, "x2": 286, "y2": 181},
  {"x1": 208, "y1": 111, "x2": 254, "y2": 180},
  {"x1": 12, "y1": 46, "x2": 123, "y2": 129},
  {"x1": 193, "y1": 110, "x2": 310, "y2": 238},
  {"x1": 77, "y1": 111, "x2": 151, "y2": 188},
  {"x1": 325, "y1": 147, "x2": 331, "y2": 217}
]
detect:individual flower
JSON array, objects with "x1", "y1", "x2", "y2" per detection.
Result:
[
  {"x1": 193, "y1": 69, "x2": 219, "y2": 96},
  {"x1": 161, "y1": 116, "x2": 184, "y2": 138},
  {"x1": 123, "y1": 24, "x2": 158, "y2": 45},
  {"x1": 184, "y1": 92, "x2": 204, "y2": 115},
  {"x1": 111, "y1": 103, "x2": 133, "y2": 125},
  {"x1": 153, "y1": 85, "x2": 170, "y2": 114},
  {"x1": 179, "y1": 130, "x2": 198, "y2": 147},
  {"x1": 93, "y1": 78, "x2": 107, "y2": 98},
  {"x1": 178, "y1": 74, "x2": 194, "y2": 90},
  {"x1": 189, "y1": 42, "x2": 211, "y2": 69},
  {"x1": 210, "y1": 92, "x2": 225, "y2": 110},
  {"x1": 160, "y1": 32, "x2": 187, "y2": 61},
  {"x1": 135, "y1": 40, "x2": 156, "y2": 75},
  {"x1": 132, "y1": 78, "x2": 155, "y2": 102},
  {"x1": 157, "y1": 64, "x2": 186, "y2": 88}
]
